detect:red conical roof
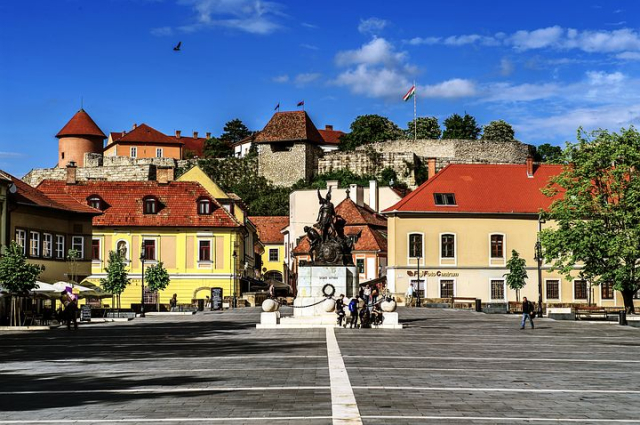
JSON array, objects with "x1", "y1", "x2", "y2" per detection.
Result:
[{"x1": 56, "y1": 109, "x2": 106, "y2": 139}]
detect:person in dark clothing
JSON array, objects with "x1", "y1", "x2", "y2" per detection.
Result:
[
  {"x1": 61, "y1": 291, "x2": 78, "y2": 330},
  {"x1": 359, "y1": 305, "x2": 371, "y2": 328},
  {"x1": 371, "y1": 303, "x2": 383, "y2": 326},
  {"x1": 521, "y1": 296, "x2": 535, "y2": 329},
  {"x1": 336, "y1": 294, "x2": 346, "y2": 327},
  {"x1": 348, "y1": 297, "x2": 359, "y2": 329}
]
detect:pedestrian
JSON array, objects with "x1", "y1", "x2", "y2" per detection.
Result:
[
  {"x1": 61, "y1": 290, "x2": 77, "y2": 330},
  {"x1": 268, "y1": 282, "x2": 275, "y2": 299},
  {"x1": 336, "y1": 294, "x2": 346, "y2": 327},
  {"x1": 371, "y1": 303, "x2": 383, "y2": 326},
  {"x1": 520, "y1": 296, "x2": 535, "y2": 330},
  {"x1": 204, "y1": 296, "x2": 211, "y2": 309},
  {"x1": 364, "y1": 284, "x2": 372, "y2": 312},
  {"x1": 348, "y1": 297, "x2": 359, "y2": 329},
  {"x1": 405, "y1": 283, "x2": 415, "y2": 307},
  {"x1": 371, "y1": 284, "x2": 379, "y2": 305},
  {"x1": 359, "y1": 304, "x2": 371, "y2": 328},
  {"x1": 170, "y1": 293, "x2": 178, "y2": 311}
]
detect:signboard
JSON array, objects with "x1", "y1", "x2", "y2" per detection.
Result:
[
  {"x1": 80, "y1": 305, "x2": 91, "y2": 322},
  {"x1": 211, "y1": 287, "x2": 223, "y2": 310}
]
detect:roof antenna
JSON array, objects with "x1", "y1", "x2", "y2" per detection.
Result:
[{"x1": 80, "y1": 96, "x2": 84, "y2": 111}]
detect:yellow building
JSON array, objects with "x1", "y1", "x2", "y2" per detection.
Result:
[
  {"x1": 384, "y1": 162, "x2": 640, "y2": 309},
  {"x1": 248, "y1": 216, "x2": 289, "y2": 282},
  {"x1": 37, "y1": 167, "x2": 249, "y2": 310}
]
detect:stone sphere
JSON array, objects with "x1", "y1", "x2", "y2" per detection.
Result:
[
  {"x1": 381, "y1": 300, "x2": 397, "y2": 312},
  {"x1": 323, "y1": 299, "x2": 336, "y2": 312},
  {"x1": 262, "y1": 298, "x2": 279, "y2": 312}
]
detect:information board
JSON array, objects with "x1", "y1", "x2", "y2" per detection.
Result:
[
  {"x1": 211, "y1": 287, "x2": 223, "y2": 310},
  {"x1": 80, "y1": 305, "x2": 91, "y2": 322}
]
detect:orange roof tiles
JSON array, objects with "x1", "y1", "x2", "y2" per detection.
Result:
[
  {"x1": 37, "y1": 180, "x2": 240, "y2": 228},
  {"x1": 110, "y1": 124, "x2": 180, "y2": 145},
  {"x1": 249, "y1": 216, "x2": 289, "y2": 244},
  {"x1": 56, "y1": 109, "x2": 106, "y2": 139},
  {"x1": 335, "y1": 198, "x2": 387, "y2": 227},
  {"x1": 385, "y1": 163, "x2": 564, "y2": 214},
  {"x1": 318, "y1": 129, "x2": 345, "y2": 145},
  {"x1": 254, "y1": 111, "x2": 324, "y2": 144}
]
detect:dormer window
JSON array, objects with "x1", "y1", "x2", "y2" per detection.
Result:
[
  {"x1": 434, "y1": 193, "x2": 456, "y2": 206},
  {"x1": 143, "y1": 196, "x2": 159, "y2": 214},
  {"x1": 87, "y1": 195, "x2": 107, "y2": 211},
  {"x1": 198, "y1": 198, "x2": 212, "y2": 215}
]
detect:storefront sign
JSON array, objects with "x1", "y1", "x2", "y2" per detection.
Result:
[{"x1": 406, "y1": 270, "x2": 459, "y2": 278}]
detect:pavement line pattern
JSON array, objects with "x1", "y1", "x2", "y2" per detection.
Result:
[
  {"x1": 360, "y1": 416, "x2": 640, "y2": 423},
  {"x1": 354, "y1": 386, "x2": 640, "y2": 394},
  {"x1": 0, "y1": 418, "x2": 334, "y2": 424},
  {"x1": 351, "y1": 366, "x2": 640, "y2": 375},
  {"x1": 326, "y1": 327, "x2": 362, "y2": 425},
  {"x1": 0, "y1": 386, "x2": 330, "y2": 395},
  {"x1": 345, "y1": 355, "x2": 640, "y2": 363}
]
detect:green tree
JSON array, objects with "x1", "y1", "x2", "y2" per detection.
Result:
[
  {"x1": 406, "y1": 116, "x2": 441, "y2": 139},
  {"x1": 100, "y1": 250, "x2": 130, "y2": 310},
  {"x1": 339, "y1": 114, "x2": 403, "y2": 151},
  {"x1": 204, "y1": 137, "x2": 233, "y2": 158},
  {"x1": 219, "y1": 118, "x2": 252, "y2": 144},
  {"x1": 504, "y1": 250, "x2": 528, "y2": 302},
  {"x1": 145, "y1": 261, "x2": 170, "y2": 312},
  {"x1": 540, "y1": 127, "x2": 640, "y2": 313},
  {"x1": 481, "y1": 119, "x2": 515, "y2": 142},
  {"x1": 0, "y1": 242, "x2": 44, "y2": 326},
  {"x1": 442, "y1": 113, "x2": 481, "y2": 140},
  {"x1": 534, "y1": 143, "x2": 563, "y2": 163}
]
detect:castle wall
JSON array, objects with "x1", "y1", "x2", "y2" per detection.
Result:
[{"x1": 257, "y1": 143, "x2": 321, "y2": 187}]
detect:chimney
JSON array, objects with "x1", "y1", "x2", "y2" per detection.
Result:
[
  {"x1": 369, "y1": 180, "x2": 379, "y2": 212},
  {"x1": 175, "y1": 130, "x2": 181, "y2": 138},
  {"x1": 156, "y1": 166, "x2": 174, "y2": 184},
  {"x1": 193, "y1": 131, "x2": 198, "y2": 139},
  {"x1": 206, "y1": 132, "x2": 211, "y2": 139},
  {"x1": 355, "y1": 186, "x2": 364, "y2": 207},
  {"x1": 132, "y1": 123, "x2": 137, "y2": 130},
  {"x1": 348, "y1": 184, "x2": 357, "y2": 200},
  {"x1": 526, "y1": 156, "x2": 534, "y2": 178},
  {"x1": 325, "y1": 125, "x2": 334, "y2": 131},
  {"x1": 66, "y1": 161, "x2": 77, "y2": 185},
  {"x1": 427, "y1": 158, "x2": 437, "y2": 180},
  {"x1": 326, "y1": 180, "x2": 339, "y2": 191}
]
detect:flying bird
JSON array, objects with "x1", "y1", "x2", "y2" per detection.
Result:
[{"x1": 173, "y1": 41, "x2": 181, "y2": 51}]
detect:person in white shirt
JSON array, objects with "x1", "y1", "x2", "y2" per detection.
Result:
[{"x1": 405, "y1": 283, "x2": 415, "y2": 307}]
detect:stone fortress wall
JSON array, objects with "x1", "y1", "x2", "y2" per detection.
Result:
[{"x1": 257, "y1": 143, "x2": 323, "y2": 188}]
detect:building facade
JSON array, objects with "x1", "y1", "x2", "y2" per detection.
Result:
[{"x1": 248, "y1": 216, "x2": 289, "y2": 282}]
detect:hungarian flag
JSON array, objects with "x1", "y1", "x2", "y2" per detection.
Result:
[
  {"x1": 274, "y1": 102, "x2": 280, "y2": 111},
  {"x1": 297, "y1": 100, "x2": 304, "y2": 107},
  {"x1": 403, "y1": 85, "x2": 416, "y2": 101}
]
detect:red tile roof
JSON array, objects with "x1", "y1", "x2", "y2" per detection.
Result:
[
  {"x1": 37, "y1": 180, "x2": 241, "y2": 228},
  {"x1": 335, "y1": 198, "x2": 387, "y2": 227},
  {"x1": 56, "y1": 109, "x2": 106, "y2": 139},
  {"x1": 249, "y1": 216, "x2": 289, "y2": 244},
  {"x1": 181, "y1": 136, "x2": 206, "y2": 157},
  {"x1": 4, "y1": 172, "x2": 99, "y2": 215},
  {"x1": 318, "y1": 129, "x2": 345, "y2": 145},
  {"x1": 254, "y1": 111, "x2": 325, "y2": 144},
  {"x1": 109, "y1": 124, "x2": 181, "y2": 145},
  {"x1": 384, "y1": 163, "x2": 564, "y2": 214}
]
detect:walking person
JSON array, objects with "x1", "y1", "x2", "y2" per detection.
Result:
[
  {"x1": 348, "y1": 297, "x2": 359, "y2": 329},
  {"x1": 61, "y1": 290, "x2": 78, "y2": 330},
  {"x1": 336, "y1": 294, "x2": 346, "y2": 327},
  {"x1": 364, "y1": 284, "x2": 372, "y2": 312},
  {"x1": 170, "y1": 293, "x2": 178, "y2": 311},
  {"x1": 405, "y1": 283, "x2": 415, "y2": 307},
  {"x1": 520, "y1": 296, "x2": 535, "y2": 330}
]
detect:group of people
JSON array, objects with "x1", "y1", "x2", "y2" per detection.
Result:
[{"x1": 334, "y1": 289, "x2": 385, "y2": 329}]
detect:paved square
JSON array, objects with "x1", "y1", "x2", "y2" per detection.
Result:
[{"x1": 1, "y1": 308, "x2": 640, "y2": 424}]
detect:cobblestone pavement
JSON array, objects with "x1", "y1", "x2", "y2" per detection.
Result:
[{"x1": 1, "y1": 308, "x2": 640, "y2": 424}]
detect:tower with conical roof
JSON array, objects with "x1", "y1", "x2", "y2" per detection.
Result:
[{"x1": 56, "y1": 109, "x2": 106, "y2": 167}]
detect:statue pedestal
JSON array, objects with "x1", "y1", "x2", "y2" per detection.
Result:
[{"x1": 294, "y1": 266, "x2": 357, "y2": 318}]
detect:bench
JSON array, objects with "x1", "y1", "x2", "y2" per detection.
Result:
[{"x1": 575, "y1": 308, "x2": 615, "y2": 320}]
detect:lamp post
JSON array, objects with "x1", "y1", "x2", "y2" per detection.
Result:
[
  {"x1": 232, "y1": 250, "x2": 238, "y2": 309},
  {"x1": 140, "y1": 243, "x2": 146, "y2": 318},
  {"x1": 413, "y1": 239, "x2": 422, "y2": 307},
  {"x1": 534, "y1": 216, "x2": 546, "y2": 318}
]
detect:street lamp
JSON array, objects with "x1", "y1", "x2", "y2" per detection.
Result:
[
  {"x1": 534, "y1": 215, "x2": 546, "y2": 318},
  {"x1": 413, "y1": 239, "x2": 422, "y2": 307},
  {"x1": 232, "y1": 250, "x2": 238, "y2": 309},
  {"x1": 140, "y1": 243, "x2": 146, "y2": 318}
]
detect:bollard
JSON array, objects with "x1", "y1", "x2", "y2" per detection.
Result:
[
  {"x1": 475, "y1": 299, "x2": 482, "y2": 312},
  {"x1": 619, "y1": 310, "x2": 627, "y2": 326}
]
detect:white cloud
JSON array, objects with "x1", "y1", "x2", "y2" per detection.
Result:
[
  {"x1": 444, "y1": 34, "x2": 499, "y2": 46},
  {"x1": 406, "y1": 36, "x2": 441, "y2": 46},
  {"x1": 150, "y1": 26, "x2": 174, "y2": 36},
  {"x1": 358, "y1": 17, "x2": 388, "y2": 35},
  {"x1": 0, "y1": 152, "x2": 22, "y2": 158},
  {"x1": 300, "y1": 43, "x2": 318, "y2": 50},
  {"x1": 509, "y1": 26, "x2": 564, "y2": 50},
  {"x1": 334, "y1": 64, "x2": 412, "y2": 98},
  {"x1": 294, "y1": 73, "x2": 321, "y2": 86},
  {"x1": 499, "y1": 58, "x2": 514, "y2": 76},
  {"x1": 585, "y1": 70, "x2": 625, "y2": 85},
  {"x1": 617, "y1": 51, "x2": 640, "y2": 61},
  {"x1": 301, "y1": 22, "x2": 317, "y2": 29},
  {"x1": 176, "y1": 0, "x2": 285, "y2": 35},
  {"x1": 335, "y1": 37, "x2": 406, "y2": 67},
  {"x1": 420, "y1": 79, "x2": 477, "y2": 98},
  {"x1": 482, "y1": 82, "x2": 561, "y2": 103},
  {"x1": 272, "y1": 74, "x2": 289, "y2": 83}
]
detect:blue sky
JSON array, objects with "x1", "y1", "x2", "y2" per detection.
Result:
[{"x1": 1, "y1": 0, "x2": 640, "y2": 176}]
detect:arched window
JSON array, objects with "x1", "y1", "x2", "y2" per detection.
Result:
[
  {"x1": 197, "y1": 198, "x2": 212, "y2": 215},
  {"x1": 143, "y1": 196, "x2": 159, "y2": 214},
  {"x1": 87, "y1": 195, "x2": 104, "y2": 210}
]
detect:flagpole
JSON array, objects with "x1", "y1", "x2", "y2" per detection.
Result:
[{"x1": 413, "y1": 81, "x2": 417, "y2": 141}]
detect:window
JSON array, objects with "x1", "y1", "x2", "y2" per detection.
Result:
[
  {"x1": 199, "y1": 240, "x2": 211, "y2": 262},
  {"x1": 156, "y1": 148, "x2": 163, "y2": 158},
  {"x1": 440, "y1": 280, "x2": 454, "y2": 298},
  {"x1": 441, "y1": 234, "x2": 455, "y2": 258},
  {"x1": 574, "y1": 280, "x2": 588, "y2": 300},
  {"x1": 56, "y1": 235, "x2": 65, "y2": 259},
  {"x1": 356, "y1": 258, "x2": 365, "y2": 274},
  {"x1": 434, "y1": 193, "x2": 456, "y2": 205},
  {"x1": 143, "y1": 287, "x2": 158, "y2": 304},
  {"x1": 29, "y1": 231, "x2": 40, "y2": 257},
  {"x1": 87, "y1": 196, "x2": 103, "y2": 210},
  {"x1": 130, "y1": 147, "x2": 137, "y2": 158},
  {"x1": 490, "y1": 280, "x2": 505, "y2": 300},
  {"x1": 15, "y1": 229, "x2": 26, "y2": 254},
  {"x1": 91, "y1": 239, "x2": 101, "y2": 261},
  {"x1": 43, "y1": 233, "x2": 53, "y2": 258},
  {"x1": 71, "y1": 236, "x2": 84, "y2": 259},
  {"x1": 198, "y1": 199, "x2": 211, "y2": 215},
  {"x1": 601, "y1": 281, "x2": 614, "y2": 300},
  {"x1": 546, "y1": 280, "x2": 560, "y2": 299},
  {"x1": 143, "y1": 239, "x2": 156, "y2": 261},
  {"x1": 269, "y1": 248, "x2": 279, "y2": 262},
  {"x1": 490, "y1": 235, "x2": 504, "y2": 258},
  {"x1": 144, "y1": 197, "x2": 158, "y2": 214},
  {"x1": 408, "y1": 233, "x2": 423, "y2": 258}
]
